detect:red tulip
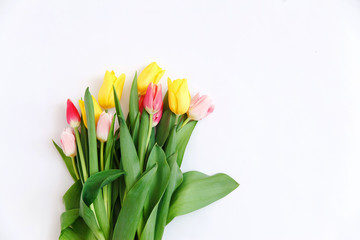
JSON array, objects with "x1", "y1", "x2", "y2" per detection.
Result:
[
  {"x1": 66, "y1": 99, "x2": 81, "y2": 128},
  {"x1": 143, "y1": 83, "x2": 163, "y2": 115}
]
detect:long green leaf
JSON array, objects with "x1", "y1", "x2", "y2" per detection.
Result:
[
  {"x1": 140, "y1": 146, "x2": 171, "y2": 240},
  {"x1": 112, "y1": 164, "x2": 158, "y2": 240},
  {"x1": 155, "y1": 110, "x2": 176, "y2": 147},
  {"x1": 80, "y1": 170, "x2": 125, "y2": 240},
  {"x1": 129, "y1": 72, "x2": 139, "y2": 130},
  {"x1": 59, "y1": 227, "x2": 82, "y2": 240},
  {"x1": 137, "y1": 110, "x2": 150, "y2": 172},
  {"x1": 154, "y1": 154, "x2": 183, "y2": 240},
  {"x1": 167, "y1": 171, "x2": 239, "y2": 223},
  {"x1": 84, "y1": 88, "x2": 98, "y2": 176},
  {"x1": 60, "y1": 209, "x2": 79, "y2": 231},
  {"x1": 82, "y1": 170, "x2": 125, "y2": 206},
  {"x1": 104, "y1": 115, "x2": 116, "y2": 170},
  {"x1": 63, "y1": 180, "x2": 82, "y2": 211},
  {"x1": 119, "y1": 117, "x2": 141, "y2": 193},
  {"x1": 175, "y1": 120, "x2": 197, "y2": 166},
  {"x1": 53, "y1": 140, "x2": 77, "y2": 181},
  {"x1": 72, "y1": 218, "x2": 97, "y2": 240}
]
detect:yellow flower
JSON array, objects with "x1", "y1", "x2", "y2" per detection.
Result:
[
  {"x1": 79, "y1": 96, "x2": 103, "y2": 128},
  {"x1": 138, "y1": 62, "x2": 165, "y2": 95},
  {"x1": 98, "y1": 70, "x2": 125, "y2": 109},
  {"x1": 167, "y1": 78, "x2": 191, "y2": 115}
]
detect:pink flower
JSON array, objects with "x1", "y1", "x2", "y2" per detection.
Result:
[
  {"x1": 96, "y1": 111, "x2": 113, "y2": 142},
  {"x1": 187, "y1": 93, "x2": 215, "y2": 120},
  {"x1": 60, "y1": 127, "x2": 77, "y2": 157},
  {"x1": 143, "y1": 83, "x2": 163, "y2": 115},
  {"x1": 139, "y1": 94, "x2": 163, "y2": 127},
  {"x1": 66, "y1": 99, "x2": 81, "y2": 128}
]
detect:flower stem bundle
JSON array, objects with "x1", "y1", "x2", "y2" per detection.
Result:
[{"x1": 53, "y1": 62, "x2": 238, "y2": 240}]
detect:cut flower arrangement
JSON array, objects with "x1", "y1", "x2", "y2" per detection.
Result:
[{"x1": 53, "y1": 62, "x2": 239, "y2": 240}]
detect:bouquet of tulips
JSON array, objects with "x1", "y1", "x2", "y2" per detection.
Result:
[{"x1": 53, "y1": 62, "x2": 238, "y2": 240}]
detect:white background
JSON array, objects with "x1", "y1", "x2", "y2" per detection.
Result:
[{"x1": 1, "y1": 0, "x2": 360, "y2": 239}]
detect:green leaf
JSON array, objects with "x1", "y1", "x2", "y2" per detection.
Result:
[
  {"x1": 131, "y1": 112, "x2": 140, "y2": 147},
  {"x1": 104, "y1": 115, "x2": 116, "y2": 170},
  {"x1": 113, "y1": 87, "x2": 125, "y2": 122},
  {"x1": 119, "y1": 117, "x2": 141, "y2": 193},
  {"x1": 53, "y1": 140, "x2": 77, "y2": 181},
  {"x1": 60, "y1": 209, "x2": 79, "y2": 231},
  {"x1": 164, "y1": 126, "x2": 176, "y2": 158},
  {"x1": 155, "y1": 110, "x2": 176, "y2": 147},
  {"x1": 84, "y1": 88, "x2": 98, "y2": 176},
  {"x1": 71, "y1": 218, "x2": 97, "y2": 240},
  {"x1": 80, "y1": 170, "x2": 125, "y2": 240},
  {"x1": 129, "y1": 72, "x2": 139, "y2": 130},
  {"x1": 167, "y1": 171, "x2": 239, "y2": 223},
  {"x1": 140, "y1": 146, "x2": 171, "y2": 240},
  {"x1": 112, "y1": 164, "x2": 158, "y2": 240},
  {"x1": 175, "y1": 120, "x2": 197, "y2": 167},
  {"x1": 82, "y1": 170, "x2": 125, "y2": 206},
  {"x1": 80, "y1": 117, "x2": 89, "y2": 169},
  {"x1": 79, "y1": 196, "x2": 105, "y2": 240},
  {"x1": 137, "y1": 110, "x2": 150, "y2": 171},
  {"x1": 59, "y1": 227, "x2": 82, "y2": 240},
  {"x1": 144, "y1": 145, "x2": 170, "y2": 219},
  {"x1": 154, "y1": 154, "x2": 183, "y2": 240},
  {"x1": 63, "y1": 180, "x2": 82, "y2": 211}
]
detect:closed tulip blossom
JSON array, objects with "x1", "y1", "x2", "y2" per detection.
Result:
[
  {"x1": 138, "y1": 62, "x2": 165, "y2": 95},
  {"x1": 143, "y1": 83, "x2": 163, "y2": 115},
  {"x1": 60, "y1": 127, "x2": 77, "y2": 157},
  {"x1": 66, "y1": 99, "x2": 81, "y2": 128},
  {"x1": 167, "y1": 78, "x2": 191, "y2": 115},
  {"x1": 187, "y1": 93, "x2": 215, "y2": 121},
  {"x1": 98, "y1": 70, "x2": 126, "y2": 109},
  {"x1": 139, "y1": 94, "x2": 163, "y2": 127},
  {"x1": 96, "y1": 112, "x2": 113, "y2": 142}
]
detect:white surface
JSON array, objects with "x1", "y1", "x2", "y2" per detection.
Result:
[{"x1": 1, "y1": 0, "x2": 360, "y2": 239}]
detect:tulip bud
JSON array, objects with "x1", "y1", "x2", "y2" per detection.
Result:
[
  {"x1": 98, "y1": 70, "x2": 126, "y2": 109},
  {"x1": 79, "y1": 95, "x2": 103, "y2": 128},
  {"x1": 188, "y1": 93, "x2": 215, "y2": 120},
  {"x1": 167, "y1": 78, "x2": 191, "y2": 115},
  {"x1": 60, "y1": 127, "x2": 77, "y2": 157},
  {"x1": 138, "y1": 62, "x2": 165, "y2": 95},
  {"x1": 66, "y1": 99, "x2": 81, "y2": 128},
  {"x1": 96, "y1": 112, "x2": 113, "y2": 142},
  {"x1": 152, "y1": 107, "x2": 163, "y2": 127},
  {"x1": 143, "y1": 83, "x2": 163, "y2": 115},
  {"x1": 139, "y1": 95, "x2": 163, "y2": 127}
]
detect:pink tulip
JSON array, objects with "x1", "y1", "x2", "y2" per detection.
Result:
[
  {"x1": 187, "y1": 93, "x2": 215, "y2": 120},
  {"x1": 139, "y1": 94, "x2": 163, "y2": 127},
  {"x1": 143, "y1": 83, "x2": 163, "y2": 115},
  {"x1": 152, "y1": 106, "x2": 163, "y2": 127},
  {"x1": 96, "y1": 111, "x2": 113, "y2": 142},
  {"x1": 66, "y1": 99, "x2": 81, "y2": 128},
  {"x1": 60, "y1": 127, "x2": 77, "y2": 157}
]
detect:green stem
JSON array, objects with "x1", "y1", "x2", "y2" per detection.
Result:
[
  {"x1": 181, "y1": 117, "x2": 191, "y2": 128},
  {"x1": 145, "y1": 113, "x2": 153, "y2": 150},
  {"x1": 100, "y1": 141, "x2": 109, "y2": 220},
  {"x1": 100, "y1": 142, "x2": 104, "y2": 171},
  {"x1": 74, "y1": 127, "x2": 88, "y2": 181},
  {"x1": 71, "y1": 157, "x2": 80, "y2": 180},
  {"x1": 175, "y1": 114, "x2": 179, "y2": 125}
]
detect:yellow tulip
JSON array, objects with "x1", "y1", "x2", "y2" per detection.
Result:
[
  {"x1": 138, "y1": 62, "x2": 165, "y2": 95},
  {"x1": 167, "y1": 78, "x2": 191, "y2": 115},
  {"x1": 79, "y1": 96, "x2": 103, "y2": 128},
  {"x1": 98, "y1": 70, "x2": 126, "y2": 109}
]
